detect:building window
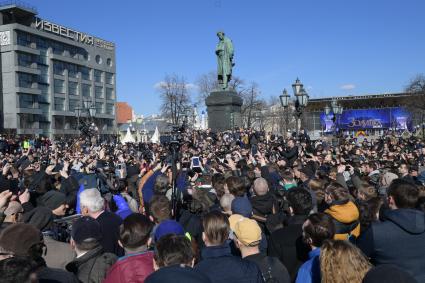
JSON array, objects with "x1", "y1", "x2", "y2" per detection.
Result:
[
  {"x1": 19, "y1": 114, "x2": 34, "y2": 129},
  {"x1": 69, "y1": 81, "x2": 79, "y2": 96},
  {"x1": 95, "y1": 102, "x2": 104, "y2": 114},
  {"x1": 19, "y1": 94, "x2": 34, "y2": 108},
  {"x1": 38, "y1": 55, "x2": 48, "y2": 65},
  {"x1": 54, "y1": 116, "x2": 64, "y2": 129},
  {"x1": 52, "y1": 41, "x2": 64, "y2": 55},
  {"x1": 79, "y1": 66, "x2": 91, "y2": 80},
  {"x1": 39, "y1": 84, "x2": 49, "y2": 96},
  {"x1": 106, "y1": 58, "x2": 112, "y2": 66},
  {"x1": 54, "y1": 79, "x2": 65, "y2": 94},
  {"x1": 106, "y1": 103, "x2": 115, "y2": 115},
  {"x1": 105, "y1": 72, "x2": 114, "y2": 85},
  {"x1": 53, "y1": 61, "x2": 65, "y2": 76},
  {"x1": 54, "y1": 97, "x2": 65, "y2": 111},
  {"x1": 106, "y1": 88, "x2": 114, "y2": 100},
  {"x1": 94, "y1": 70, "x2": 103, "y2": 83},
  {"x1": 36, "y1": 37, "x2": 49, "y2": 51},
  {"x1": 68, "y1": 64, "x2": 78, "y2": 78},
  {"x1": 95, "y1": 55, "x2": 102, "y2": 64},
  {"x1": 69, "y1": 99, "x2": 79, "y2": 112},
  {"x1": 39, "y1": 102, "x2": 49, "y2": 112},
  {"x1": 17, "y1": 53, "x2": 33, "y2": 68},
  {"x1": 18, "y1": 73, "x2": 35, "y2": 88},
  {"x1": 38, "y1": 65, "x2": 49, "y2": 84},
  {"x1": 82, "y1": 84, "x2": 91, "y2": 97},
  {"x1": 95, "y1": 86, "x2": 103, "y2": 98},
  {"x1": 17, "y1": 32, "x2": 32, "y2": 47}
]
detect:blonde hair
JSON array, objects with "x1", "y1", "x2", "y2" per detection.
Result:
[{"x1": 320, "y1": 239, "x2": 371, "y2": 283}]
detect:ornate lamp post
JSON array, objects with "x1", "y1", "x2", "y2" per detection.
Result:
[
  {"x1": 279, "y1": 88, "x2": 290, "y2": 135},
  {"x1": 75, "y1": 104, "x2": 82, "y2": 131},
  {"x1": 280, "y1": 79, "x2": 309, "y2": 135}
]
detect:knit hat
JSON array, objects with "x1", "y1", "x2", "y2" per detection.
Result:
[
  {"x1": 39, "y1": 190, "x2": 67, "y2": 210},
  {"x1": 362, "y1": 265, "x2": 417, "y2": 283},
  {"x1": 0, "y1": 223, "x2": 42, "y2": 256},
  {"x1": 23, "y1": 206, "x2": 53, "y2": 231},
  {"x1": 71, "y1": 216, "x2": 102, "y2": 244},
  {"x1": 154, "y1": 220, "x2": 185, "y2": 241},
  {"x1": 229, "y1": 215, "x2": 261, "y2": 246},
  {"x1": 4, "y1": 201, "x2": 23, "y2": 216},
  {"x1": 231, "y1": 196, "x2": 253, "y2": 218}
]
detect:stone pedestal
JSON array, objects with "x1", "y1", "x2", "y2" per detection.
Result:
[{"x1": 205, "y1": 89, "x2": 243, "y2": 132}]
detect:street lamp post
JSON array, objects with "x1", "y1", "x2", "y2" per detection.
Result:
[
  {"x1": 279, "y1": 78, "x2": 309, "y2": 135},
  {"x1": 279, "y1": 88, "x2": 290, "y2": 135},
  {"x1": 75, "y1": 105, "x2": 82, "y2": 131}
]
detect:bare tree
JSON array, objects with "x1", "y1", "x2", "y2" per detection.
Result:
[
  {"x1": 196, "y1": 71, "x2": 219, "y2": 103},
  {"x1": 405, "y1": 74, "x2": 425, "y2": 127},
  {"x1": 159, "y1": 74, "x2": 192, "y2": 125},
  {"x1": 406, "y1": 74, "x2": 425, "y2": 109},
  {"x1": 196, "y1": 71, "x2": 246, "y2": 103},
  {"x1": 241, "y1": 82, "x2": 266, "y2": 128}
]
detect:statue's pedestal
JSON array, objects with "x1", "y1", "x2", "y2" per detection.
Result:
[{"x1": 205, "y1": 89, "x2": 243, "y2": 132}]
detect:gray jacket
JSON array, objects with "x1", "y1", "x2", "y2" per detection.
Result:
[{"x1": 66, "y1": 245, "x2": 117, "y2": 283}]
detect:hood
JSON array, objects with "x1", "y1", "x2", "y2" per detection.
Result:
[
  {"x1": 325, "y1": 201, "x2": 359, "y2": 223},
  {"x1": 23, "y1": 206, "x2": 53, "y2": 231},
  {"x1": 250, "y1": 192, "x2": 275, "y2": 215},
  {"x1": 384, "y1": 209, "x2": 425, "y2": 234}
]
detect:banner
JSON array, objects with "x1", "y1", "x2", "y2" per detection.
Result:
[{"x1": 320, "y1": 107, "x2": 412, "y2": 132}]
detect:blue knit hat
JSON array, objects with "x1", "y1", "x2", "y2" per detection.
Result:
[
  {"x1": 231, "y1": 196, "x2": 253, "y2": 218},
  {"x1": 154, "y1": 220, "x2": 185, "y2": 241}
]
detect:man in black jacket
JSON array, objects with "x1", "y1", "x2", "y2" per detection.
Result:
[
  {"x1": 79, "y1": 188, "x2": 124, "y2": 256},
  {"x1": 146, "y1": 234, "x2": 211, "y2": 283},
  {"x1": 268, "y1": 188, "x2": 312, "y2": 281},
  {"x1": 232, "y1": 215, "x2": 290, "y2": 283},
  {"x1": 67, "y1": 216, "x2": 117, "y2": 283},
  {"x1": 357, "y1": 179, "x2": 425, "y2": 283}
]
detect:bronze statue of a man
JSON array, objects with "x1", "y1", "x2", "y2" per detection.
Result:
[{"x1": 215, "y1": 31, "x2": 234, "y2": 90}]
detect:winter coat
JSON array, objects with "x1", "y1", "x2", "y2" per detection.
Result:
[
  {"x1": 37, "y1": 266, "x2": 79, "y2": 283},
  {"x1": 103, "y1": 251, "x2": 154, "y2": 283},
  {"x1": 146, "y1": 265, "x2": 212, "y2": 283},
  {"x1": 357, "y1": 209, "x2": 425, "y2": 283},
  {"x1": 96, "y1": 211, "x2": 124, "y2": 257},
  {"x1": 325, "y1": 200, "x2": 360, "y2": 240},
  {"x1": 250, "y1": 192, "x2": 278, "y2": 219},
  {"x1": 66, "y1": 246, "x2": 117, "y2": 283},
  {"x1": 268, "y1": 215, "x2": 310, "y2": 281},
  {"x1": 194, "y1": 243, "x2": 263, "y2": 283}
]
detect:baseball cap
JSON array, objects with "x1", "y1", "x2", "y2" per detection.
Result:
[
  {"x1": 229, "y1": 215, "x2": 261, "y2": 246},
  {"x1": 71, "y1": 216, "x2": 102, "y2": 244}
]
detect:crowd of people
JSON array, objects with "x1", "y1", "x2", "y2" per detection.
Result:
[{"x1": 0, "y1": 128, "x2": 424, "y2": 283}]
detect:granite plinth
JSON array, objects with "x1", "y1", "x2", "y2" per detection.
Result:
[{"x1": 205, "y1": 90, "x2": 243, "y2": 132}]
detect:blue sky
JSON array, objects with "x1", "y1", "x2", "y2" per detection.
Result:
[{"x1": 29, "y1": 0, "x2": 425, "y2": 115}]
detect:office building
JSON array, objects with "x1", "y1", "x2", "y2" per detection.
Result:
[{"x1": 0, "y1": 3, "x2": 116, "y2": 138}]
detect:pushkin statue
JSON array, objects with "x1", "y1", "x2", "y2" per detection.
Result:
[{"x1": 215, "y1": 31, "x2": 234, "y2": 90}]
